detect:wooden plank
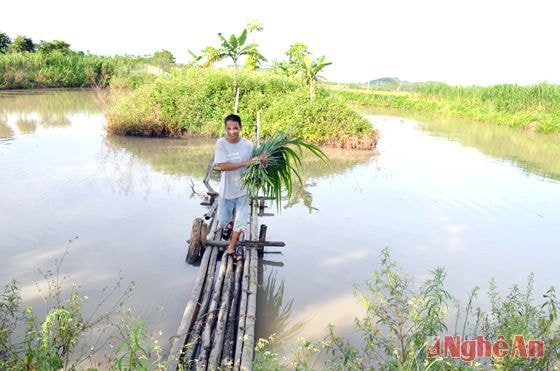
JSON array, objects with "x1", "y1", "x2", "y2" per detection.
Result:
[
  {"x1": 181, "y1": 246, "x2": 219, "y2": 365},
  {"x1": 166, "y1": 245, "x2": 212, "y2": 371},
  {"x1": 234, "y1": 247, "x2": 251, "y2": 368},
  {"x1": 208, "y1": 256, "x2": 235, "y2": 368},
  {"x1": 240, "y1": 247, "x2": 258, "y2": 370},
  {"x1": 197, "y1": 253, "x2": 228, "y2": 369},
  {"x1": 221, "y1": 259, "x2": 243, "y2": 367}
]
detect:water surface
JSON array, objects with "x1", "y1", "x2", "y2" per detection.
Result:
[{"x1": 1, "y1": 91, "x2": 559, "y2": 359}]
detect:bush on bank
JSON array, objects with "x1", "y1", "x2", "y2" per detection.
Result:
[{"x1": 106, "y1": 67, "x2": 378, "y2": 149}]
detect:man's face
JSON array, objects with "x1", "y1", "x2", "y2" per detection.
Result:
[{"x1": 225, "y1": 120, "x2": 241, "y2": 141}]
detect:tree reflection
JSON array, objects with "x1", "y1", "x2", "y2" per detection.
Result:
[
  {"x1": 16, "y1": 118, "x2": 37, "y2": 134},
  {"x1": 0, "y1": 118, "x2": 14, "y2": 139}
]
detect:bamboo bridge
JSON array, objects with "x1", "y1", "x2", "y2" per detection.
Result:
[{"x1": 167, "y1": 128, "x2": 285, "y2": 370}]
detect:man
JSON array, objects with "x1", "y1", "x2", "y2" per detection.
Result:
[{"x1": 214, "y1": 114, "x2": 267, "y2": 260}]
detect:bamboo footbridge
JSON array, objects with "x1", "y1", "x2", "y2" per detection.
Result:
[{"x1": 167, "y1": 127, "x2": 285, "y2": 370}]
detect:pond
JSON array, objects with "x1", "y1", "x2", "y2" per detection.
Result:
[{"x1": 1, "y1": 90, "x2": 559, "y2": 360}]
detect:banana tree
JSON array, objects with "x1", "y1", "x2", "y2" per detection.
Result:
[
  {"x1": 301, "y1": 55, "x2": 332, "y2": 101},
  {"x1": 217, "y1": 29, "x2": 265, "y2": 91}
]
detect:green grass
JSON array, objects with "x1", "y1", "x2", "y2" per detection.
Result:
[
  {"x1": 331, "y1": 83, "x2": 560, "y2": 134},
  {"x1": 0, "y1": 51, "x2": 157, "y2": 89}
]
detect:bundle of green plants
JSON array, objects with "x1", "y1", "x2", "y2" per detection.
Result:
[{"x1": 242, "y1": 127, "x2": 328, "y2": 209}]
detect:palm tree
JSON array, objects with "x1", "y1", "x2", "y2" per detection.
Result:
[{"x1": 217, "y1": 29, "x2": 265, "y2": 91}]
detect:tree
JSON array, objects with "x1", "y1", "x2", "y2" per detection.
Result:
[
  {"x1": 37, "y1": 40, "x2": 71, "y2": 54},
  {"x1": 11, "y1": 35, "x2": 35, "y2": 52},
  {"x1": 200, "y1": 46, "x2": 221, "y2": 68},
  {"x1": 216, "y1": 28, "x2": 265, "y2": 91},
  {"x1": 186, "y1": 49, "x2": 203, "y2": 67},
  {"x1": 276, "y1": 43, "x2": 331, "y2": 100},
  {"x1": 244, "y1": 20, "x2": 265, "y2": 71},
  {"x1": 151, "y1": 50, "x2": 175, "y2": 71},
  {"x1": 0, "y1": 32, "x2": 11, "y2": 54},
  {"x1": 301, "y1": 55, "x2": 332, "y2": 101}
]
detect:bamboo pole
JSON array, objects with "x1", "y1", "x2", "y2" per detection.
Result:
[
  {"x1": 235, "y1": 203, "x2": 259, "y2": 369},
  {"x1": 208, "y1": 257, "x2": 234, "y2": 368},
  {"x1": 240, "y1": 247, "x2": 258, "y2": 370},
  {"x1": 181, "y1": 246, "x2": 219, "y2": 365},
  {"x1": 234, "y1": 248, "x2": 251, "y2": 368},
  {"x1": 222, "y1": 259, "x2": 243, "y2": 367},
  {"x1": 166, "y1": 245, "x2": 213, "y2": 371},
  {"x1": 198, "y1": 253, "x2": 228, "y2": 369}
]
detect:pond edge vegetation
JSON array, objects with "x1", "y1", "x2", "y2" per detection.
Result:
[{"x1": 2, "y1": 248, "x2": 558, "y2": 370}]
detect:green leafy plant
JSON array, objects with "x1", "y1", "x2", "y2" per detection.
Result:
[
  {"x1": 112, "y1": 320, "x2": 151, "y2": 370},
  {"x1": 242, "y1": 127, "x2": 328, "y2": 209}
]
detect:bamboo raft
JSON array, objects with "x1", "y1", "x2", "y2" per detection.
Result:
[{"x1": 167, "y1": 128, "x2": 284, "y2": 370}]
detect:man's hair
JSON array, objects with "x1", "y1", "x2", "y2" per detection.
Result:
[{"x1": 224, "y1": 114, "x2": 242, "y2": 129}]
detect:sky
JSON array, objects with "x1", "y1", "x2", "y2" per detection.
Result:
[{"x1": 3, "y1": 0, "x2": 559, "y2": 86}]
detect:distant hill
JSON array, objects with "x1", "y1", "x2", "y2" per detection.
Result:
[
  {"x1": 365, "y1": 77, "x2": 419, "y2": 91},
  {"x1": 368, "y1": 77, "x2": 401, "y2": 85}
]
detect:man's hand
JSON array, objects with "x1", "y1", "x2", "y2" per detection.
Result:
[{"x1": 260, "y1": 154, "x2": 268, "y2": 167}]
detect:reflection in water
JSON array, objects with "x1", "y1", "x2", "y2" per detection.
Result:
[
  {"x1": 285, "y1": 148, "x2": 375, "y2": 211},
  {"x1": 0, "y1": 118, "x2": 14, "y2": 138},
  {"x1": 285, "y1": 180, "x2": 318, "y2": 213},
  {"x1": 104, "y1": 135, "x2": 215, "y2": 179},
  {"x1": 39, "y1": 113, "x2": 72, "y2": 127},
  {"x1": 361, "y1": 108, "x2": 560, "y2": 181},
  {"x1": 0, "y1": 89, "x2": 100, "y2": 130},
  {"x1": 104, "y1": 135, "x2": 375, "y2": 209},
  {"x1": 256, "y1": 268, "x2": 310, "y2": 343},
  {"x1": 16, "y1": 118, "x2": 37, "y2": 134},
  {"x1": 0, "y1": 89, "x2": 100, "y2": 115}
]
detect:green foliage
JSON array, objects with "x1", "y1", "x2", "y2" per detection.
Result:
[
  {"x1": 481, "y1": 276, "x2": 560, "y2": 369},
  {"x1": 0, "y1": 280, "x2": 20, "y2": 364},
  {"x1": 106, "y1": 68, "x2": 377, "y2": 148},
  {"x1": 0, "y1": 247, "x2": 140, "y2": 370},
  {"x1": 333, "y1": 83, "x2": 560, "y2": 134},
  {"x1": 150, "y1": 50, "x2": 175, "y2": 71},
  {"x1": 242, "y1": 128, "x2": 328, "y2": 209},
  {"x1": 10, "y1": 35, "x2": 35, "y2": 53},
  {"x1": 253, "y1": 249, "x2": 560, "y2": 369},
  {"x1": 261, "y1": 89, "x2": 377, "y2": 148},
  {"x1": 275, "y1": 43, "x2": 331, "y2": 100},
  {"x1": 113, "y1": 320, "x2": 152, "y2": 370},
  {"x1": 37, "y1": 40, "x2": 71, "y2": 54},
  {"x1": 0, "y1": 32, "x2": 11, "y2": 54},
  {"x1": 0, "y1": 33, "x2": 176, "y2": 89},
  {"x1": 215, "y1": 28, "x2": 266, "y2": 89},
  {"x1": 0, "y1": 52, "x2": 151, "y2": 89}
]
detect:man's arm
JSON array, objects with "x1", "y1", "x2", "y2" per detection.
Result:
[{"x1": 217, "y1": 160, "x2": 252, "y2": 171}]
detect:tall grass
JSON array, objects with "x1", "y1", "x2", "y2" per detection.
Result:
[
  {"x1": 0, "y1": 51, "x2": 152, "y2": 89},
  {"x1": 332, "y1": 83, "x2": 560, "y2": 134},
  {"x1": 417, "y1": 82, "x2": 560, "y2": 113}
]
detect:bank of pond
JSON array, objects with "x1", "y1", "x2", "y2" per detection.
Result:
[{"x1": 334, "y1": 82, "x2": 560, "y2": 135}]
